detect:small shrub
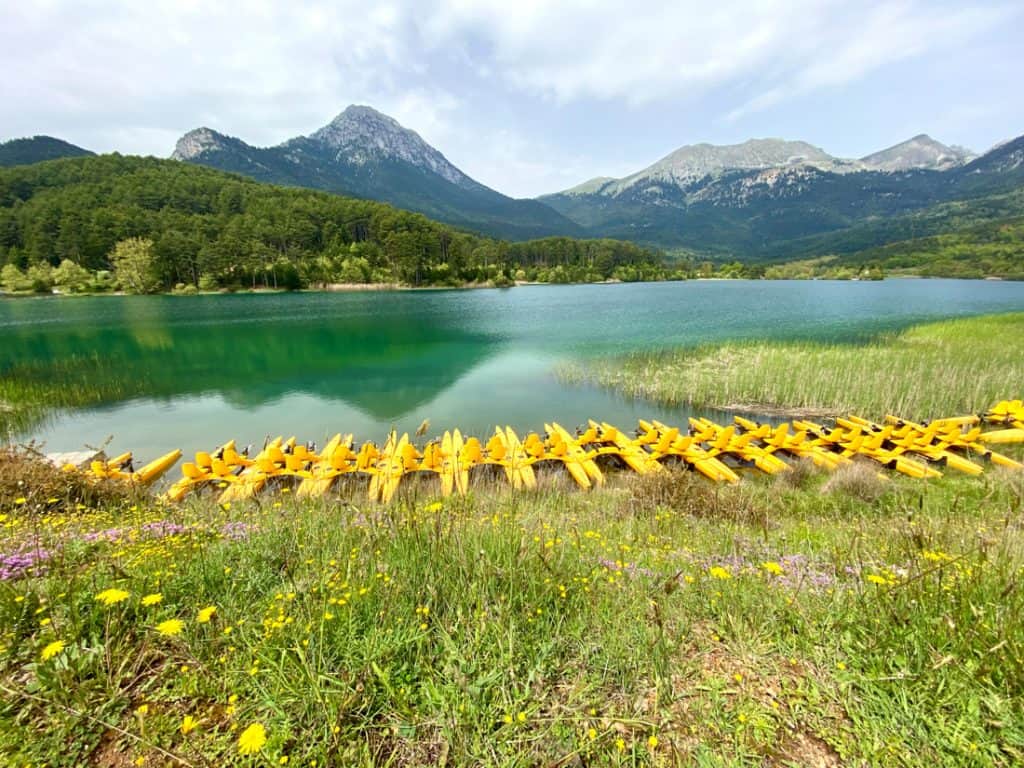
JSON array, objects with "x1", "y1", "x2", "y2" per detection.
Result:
[
  {"x1": 822, "y1": 460, "x2": 887, "y2": 503},
  {"x1": 0, "y1": 445, "x2": 138, "y2": 513},
  {"x1": 775, "y1": 457, "x2": 824, "y2": 490},
  {"x1": 624, "y1": 466, "x2": 764, "y2": 524}
]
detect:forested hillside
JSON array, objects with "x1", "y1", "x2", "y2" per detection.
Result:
[
  {"x1": 0, "y1": 136, "x2": 94, "y2": 167},
  {"x1": 767, "y1": 188, "x2": 1024, "y2": 260},
  {"x1": 835, "y1": 217, "x2": 1024, "y2": 278},
  {"x1": 0, "y1": 155, "x2": 665, "y2": 293}
]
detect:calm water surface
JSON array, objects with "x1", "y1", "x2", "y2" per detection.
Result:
[{"x1": 3, "y1": 279, "x2": 1024, "y2": 458}]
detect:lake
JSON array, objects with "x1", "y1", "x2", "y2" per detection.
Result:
[{"x1": 3, "y1": 279, "x2": 1024, "y2": 459}]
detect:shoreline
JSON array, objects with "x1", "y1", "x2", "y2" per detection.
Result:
[{"x1": 1, "y1": 273, "x2": 1019, "y2": 301}]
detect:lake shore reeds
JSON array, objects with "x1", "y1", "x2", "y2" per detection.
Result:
[{"x1": 559, "y1": 313, "x2": 1024, "y2": 419}]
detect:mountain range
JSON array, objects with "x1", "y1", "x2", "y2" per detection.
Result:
[
  {"x1": 540, "y1": 134, "x2": 1023, "y2": 256},
  {"x1": 2, "y1": 109, "x2": 1022, "y2": 260},
  {"x1": 169, "y1": 106, "x2": 582, "y2": 241}
]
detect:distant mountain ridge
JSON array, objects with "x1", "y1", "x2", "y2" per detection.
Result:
[
  {"x1": 859, "y1": 134, "x2": 975, "y2": 172},
  {"x1": 0, "y1": 135, "x2": 93, "y2": 167},
  {"x1": 3, "y1": 116, "x2": 1022, "y2": 262},
  {"x1": 172, "y1": 105, "x2": 583, "y2": 241},
  {"x1": 540, "y1": 132, "x2": 1024, "y2": 256}
]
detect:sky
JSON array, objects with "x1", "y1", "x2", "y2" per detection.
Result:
[{"x1": 2, "y1": 0, "x2": 1022, "y2": 198}]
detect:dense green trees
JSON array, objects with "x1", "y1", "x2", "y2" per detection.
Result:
[
  {"x1": 0, "y1": 155, "x2": 666, "y2": 292},
  {"x1": 109, "y1": 237, "x2": 160, "y2": 294},
  {"x1": 833, "y1": 217, "x2": 1024, "y2": 279}
]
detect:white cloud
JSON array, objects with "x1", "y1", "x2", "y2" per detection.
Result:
[
  {"x1": 1, "y1": 0, "x2": 419, "y2": 151},
  {"x1": 424, "y1": 0, "x2": 1010, "y2": 112},
  {"x1": 725, "y1": 1, "x2": 1009, "y2": 122},
  {"x1": 0, "y1": 0, "x2": 1016, "y2": 196}
]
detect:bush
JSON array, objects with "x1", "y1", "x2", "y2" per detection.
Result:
[
  {"x1": 822, "y1": 460, "x2": 888, "y2": 503},
  {"x1": 26, "y1": 263, "x2": 53, "y2": 293},
  {"x1": 622, "y1": 466, "x2": 764, "y2": 524},
  {"x1": 52, "y1": 259, "x2": 92, "y2": 293},
  {"x1": 0, "y1": 445, "x2": 137, "y2": 514},
  {"x1": 1, "y1": 263, "x2": 31, "y2": 292}
]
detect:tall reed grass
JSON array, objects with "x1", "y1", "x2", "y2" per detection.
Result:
[{"x1": 561, "y1": 313, "x2": 1024, "y2": 419}]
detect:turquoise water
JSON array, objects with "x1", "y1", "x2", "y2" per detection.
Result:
[{"x1": 3, "y1": 279, "x2": 1024, "y2": 458}]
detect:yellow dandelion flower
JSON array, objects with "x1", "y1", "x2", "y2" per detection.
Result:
[
  {"x1": 156, "y1": 619, "x2": 184, "y2": 636},
  {"x1": 616, "y1": 737, "x2": 626, "y2": 752},
  {"x1": 425, "y1": 501, "x2": 443, "y2": 513},
  {"x1": 588, "y1": 727, "x2": 597, "y2": 740},
  {"x1": 517, "y1": 711, "x2": 527, "y2": 723},
  {"x1": 14, "y1": 497, "x2": 27, "y2": 505},
  {"x1": 647, "y1": 735, "x2": 659, "y2": 748},
  {"x1": 196, "y1": 606, "x2": 217, "y2": 623},
  {"x1": 136, "y1": 704, "x2": 149, "y2": 716},
  {"x1": 237, "y1": 723, "x2": 267, "y2": 755},
  {"x1": 762, "y1": 561, "x2": 784, "y2": 576},
  {"x1": 866, "y1": 574, "x2": 888, "y2": 585},
  {"x1": 502, "y1": 714, "x2": 513, "y2": 724},
  {"x1": 181, "y1": 715, "x2": 199, "y2": 735},
  {"x1": 141, "y1": 593, "x2": 163, "y2": 607},
  {"x1": 95, "y1": 588, "x2": 130, "y2": 606},
  {"x1": 708, "y1": 566, "x2": 731, "y2": 580},
  {"x1": 40, "y1": 640, "x2": 65, "y2": 661}
]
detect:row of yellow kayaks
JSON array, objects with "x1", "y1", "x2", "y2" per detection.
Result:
[{"x1": 156, "y1": 405, "x2": 1023, "y2": 503}]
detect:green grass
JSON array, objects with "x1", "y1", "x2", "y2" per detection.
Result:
[
  {"x1": 2, "y1": 464, "x2": 1023, "y2": 766},
  {"x1": 560, "y1": 313, "x2": 1024, "y2": 419},
  {"x1": 0, "y1": 358, "x2": 139, "y2": 439}
]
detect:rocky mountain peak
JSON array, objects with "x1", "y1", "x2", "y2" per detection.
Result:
[
  {"x1": 171, "y1": 127, "x2": 233, "y2": 161},
  {"x1": 305, "y1": 105, "x2": 475, "y2": 189},
  {"x1": 860, "y1": 134, "x2": 975, "y2": 172},
  {"x1": 657, "y1": 138, "x2": 838, "y2": 175},
  {"x1": 593, "y1": 138, "x2": 844, "y2": 197}
]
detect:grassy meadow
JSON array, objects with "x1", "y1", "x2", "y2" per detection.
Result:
[
  {"x1": 3, "y1": 310, "x2": 1024, "y2": 766},
  {"x1": 560, "y1": 313, "x2": 1024, "y2": 419},
  {"x1": 2, "y1": 458, "x2": 1024, "y2": 767}
]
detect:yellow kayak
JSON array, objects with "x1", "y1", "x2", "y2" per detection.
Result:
[
  {"x1": 380, "y1": 432, "x2": 409, "y2": 504},
  {"x1": 543, "y1": 423, "x2": 590, "y2": 489},
  {"x1": 592, "y1": 420, "x2": 661, "y2": 475},
  {"x1": 554, "y1": 423, "x2": 603, "y2": 486},
  {"x1": 505, "y1": 426, "x2": 537, "y2": 489},
  {"x1": 296, "y1": 433, "x2": 345, "y2": 499},
  {"x1": 440, "y1": 431, "x2": 456, "y2": 497},
  {"x1": 219, "y1": 437, "x2": 287, "y2": 503},
  {"x1": 165, "y1": 441, "x2": 235, "y2": 502},
  {"x1": 132, "y1": 449, "x2": 183, "y2": 486},
  {"x1": 453, "y1": 429, "x2": 469, "y2": 495}
]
